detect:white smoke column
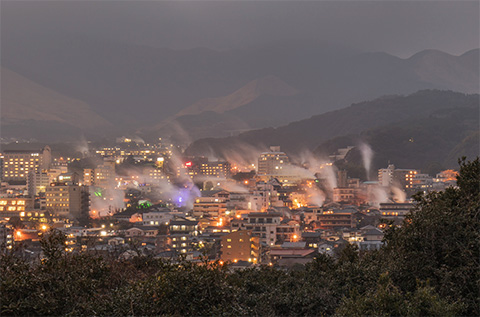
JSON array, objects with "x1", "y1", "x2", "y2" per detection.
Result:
[
  {"x1": 281, "y1": 164, "x2": 316, "y2": 180},
  {"x1": 90, "y1": 188, "x2": 126, "y2": 217},
  {"x1": 165, "y1": 120, "x2": 193, "y2": 148},
  {"x1": 132, "y1": 136, "x2": 145, "y2": 144},
  {"x1": 197, "y1": 176, "x2": 250, "y2": 193},
  {"x1": 306, "y1": 187, "x2": 326, "y2": 207},
  {"x1": 359, "y1": 143, "x2": 374, "y2": 180},
  {"x1": 322, "y1": 164, "x2": 338, "y2": 190},
  {"x1": 155, "y1": 148, "x2": 201, "y2": 209},
  {"x1": 391, "y1": 186, "x2": 407, "y2": 203},
  {"x1": 75, "y1": 136, "x2": 90, "y2": 157},
  {"x1": 221, "y1": 143, "x2": 268, "y2": 172},
  {"x1": 369, "y1": 186, "x2": 390, "y2": 207},
  {"x1": 294, "y1": 151, "x2": 337, "y2": 189}
]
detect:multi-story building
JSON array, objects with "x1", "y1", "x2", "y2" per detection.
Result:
[
  {"x1": 250, "y1": 180, "x2": 284, "y2": 211},
  {"x1": 0, "y1": 197, "x2": 34, "y2": 216},
  {"x1": 45, "y1": 182, "x2": 90, "y2": 219},
  {"x1": 379, "y1": 202, "x2": 415, "y2": 220},
  {"x1": 220, "y1": 230, "x2": 260, "y2": 263},
  {"x1": 329, "y1": 146, "x2": 354, "y2": 162},
  {"x1": 27, "y1": 171, "x2": 50, "y2": 196},
  {"x1": 83, "y1": 160, "x2": 115, "y2": 188},
  {"x1": 177, "y1": 157, "x2": 208, "y2": 178},
  {"x1": 2, "y1": 146, "x2": 51, "y2": 183},
  {"x1": 399, "y1": 169, "x2": 419, "y2": 190},
  {"x1": 27, "y1": 167, "x2": 67, "y2": 196},
  {"x1": 410, "y1": 173, "x2": 434, "y2": 192},
  {"x1": 83, "y1": 169, "x2": 95, "y2": 186},
  {"x1": 378, "y1": 164, "x2": 418, "y2": 190},
  {"x1": 144, "y1": 166, "x2": 168, "y2": 182},
  {"x1": 303, "y1": 207, "x2": 322, "y2": 224},
  {"x1": 193, "y1": 197, "x2": 227, "y2": 218},
  {"x1": 57, "y1": 172, "x2": 80, "y2": 185},
  {"x1": 198, "y1": 161, "x2": 231, "y2": 178},
  {"x1": 317, "y1": 208, "x2": 355, "y2": 229},
  {"x1": 0, "y1": 224, "x2": 14, "y2": 250},
  {"x1": 94, "y1": 160, "x2": 115, "y2": 188},
  {"x1": 333, "y1": 187, "x2": 355, "y2": 203},
  {"x1": 378, "y1": 164, "x2": 395, "y2": 187},
  {"x1": 257, "y1": 146, "x2": 290, "y2": 176},
  {"x1": 276, "y1": 220, "x2": 301, "y2": 244},
  {"x1": 168, "y1": 218, "x2": 199, "y2": 254},
  {"x1": 95, "y1": 147, "x2": 123, "y2": 157},
  {"x1": 142, "y1": 210, "x2": 175, "y2": 226},
  {"x1": 243, "y1": 212, "x2": 282, "y2": 246}
]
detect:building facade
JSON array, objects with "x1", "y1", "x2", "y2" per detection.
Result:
[
  {"x1": 220, "y1": 230, "x2": 260, "y2": 263},
  {"x1": 45, "y1": 182, "x2": 90, "y2": 219},
  {"x1": 2, "y1": 146, "x2": 51, "y2": 183}
]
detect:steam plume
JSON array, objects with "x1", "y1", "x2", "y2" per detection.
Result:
[{"x1": 359, "y1": 143, "x2": 373, "y2": 180}]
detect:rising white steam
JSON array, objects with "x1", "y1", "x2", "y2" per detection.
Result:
[
  {"x1": 359, "y1": 143, "x2": 374, "y2": 180},
  {"x1": 391, "y1": 186, "x2": 407, "y2": 203},
  {"x1": 306, "y1": 187, "x2": 326, "y2": 207}
]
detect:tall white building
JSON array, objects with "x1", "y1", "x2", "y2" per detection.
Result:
[
  {"x1": 2, "y1": 146, "x2": 51, "y2": 183},
  {"x1": 378, "y1": 164, "x2": 395, "y2": 187},
  {"x1": 257, "y1": 146, "x2": 290, "y2": 176}
]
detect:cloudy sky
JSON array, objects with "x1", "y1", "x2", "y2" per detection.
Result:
[{"x1": 1, "y1": 0, "x2": 479, "y2": 57}]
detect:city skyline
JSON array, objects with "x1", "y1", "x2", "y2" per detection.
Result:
[{"x1": 0, "y1": 1, "x2": 478, "y2": 316}]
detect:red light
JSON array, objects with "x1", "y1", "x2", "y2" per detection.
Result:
[{"x1": 185, "y1": 161, "x2": 192, "y2": 167}]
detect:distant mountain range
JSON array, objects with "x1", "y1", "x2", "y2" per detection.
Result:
[
  {"x1": 1, "y1": 67, "x2": 112, "y2": 141},
  {"x1": 1, "y1": 34, "x2": 478, "y2": 141},
  {"x1": 185, "y1": 90, "x2": 479, "y2": 171},
  {"x1": 176, "y1": 75, "x2": 299, "y2": 117}
]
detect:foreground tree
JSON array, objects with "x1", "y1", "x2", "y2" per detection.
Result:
[{"x1": 382, "y1": 157, "x2": 479, "y2": 315}]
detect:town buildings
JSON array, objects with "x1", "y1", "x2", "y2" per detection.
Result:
[
  {"x1": 1, "y1": 141, "x2": 461, "y2": 268},
  {"x1": 45, "y1": 181, "x2": 89, "y2": 220},
  {"x1": 2, "y1": 146, "x2": 51, "y2": 183},
  {"x1": 220, "y1": 230, "x2": 260, "y2": 263}
]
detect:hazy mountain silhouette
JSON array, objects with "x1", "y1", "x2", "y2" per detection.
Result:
[
  {"x1": 1, "y1": 33, "x2": 478, "y2": 141},
  {"x1": 176, "y1": 75, "x2": 299, "y2": 116},
  {"x1": 185, "y1": 90, "x2": 479, "y2": 170},
  {"x1": 1, "y1": 67, "x2": 112, "y2": 140}
]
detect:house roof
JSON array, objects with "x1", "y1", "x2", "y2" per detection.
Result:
[
  {"x1": 200, "y1": 190, "x2": 226, "y2": 197},
  {"x1": 364, "y1": 228, "x2": 384, "y2": 236},
  {"x1": 281, "y1": 242, "x2": 307, "y2": 248},
  {"x1": 128, "y1": 225, "x2": 159, "y2": 231},
  {"x1": 270, "y1": 249, "x2": 316, "y2": 258},
  {"x1": 170, "y1": 217, "x2": 198, "y2": 226},
  {"x1": 302, "y1": 232, "x2": 322, "y2": 238},
  {"x1": 248, "y1": 212, "x2": 282, "y2": 218},
  {"x1": 360, "y1": 225, "x2": 377, "y2": 230}
]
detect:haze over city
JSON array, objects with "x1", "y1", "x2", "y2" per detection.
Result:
[{"x1": 0, "y1": 1, "x2": 479, "y2": 316}]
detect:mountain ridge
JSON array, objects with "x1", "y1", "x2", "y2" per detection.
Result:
[
  {"x1": 1, "y1": 67, "x2": 112, "y2": 135},
  {"x1": 1, "y1": 34, "x2": 478, "y2": 141},
  {"x1": 176, "y1": 75, "x2": 299, "y2": 117},
  {"x1": 185, "y1": 90, "x2": 479, "y2": 168}
]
